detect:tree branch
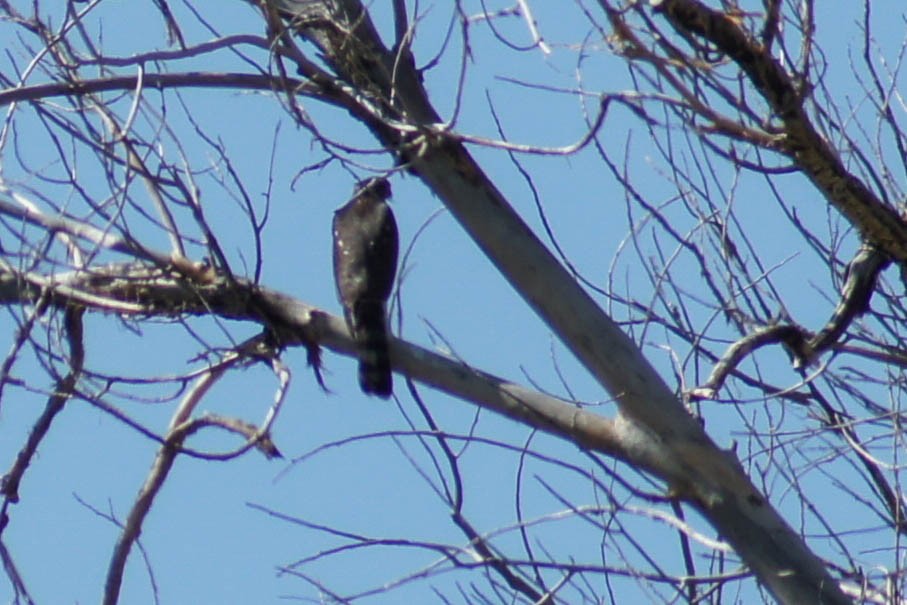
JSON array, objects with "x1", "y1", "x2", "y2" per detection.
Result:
[
  {"x1": 651, "y1": 0, "x2": 907, "y2": 264},
  {"x1": 267, "y1": 1, "x2": 852, "y2": 602}
]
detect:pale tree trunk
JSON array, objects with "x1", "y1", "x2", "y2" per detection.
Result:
[{"x1": 0, "y1": 1, "x2": 903, "y2": 603}]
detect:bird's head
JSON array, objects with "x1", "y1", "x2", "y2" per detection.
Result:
[{"x1": 355, "y1": 177, "x2": 392, "y2": 200}]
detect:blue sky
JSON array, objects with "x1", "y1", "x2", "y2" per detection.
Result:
[{"x1": 0, "y1": 1, "x2": 903, "y2": 603}]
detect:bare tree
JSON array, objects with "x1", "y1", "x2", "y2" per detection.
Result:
[{"x1": 0, "y1": 1, "x2": 903, "y2": 603}]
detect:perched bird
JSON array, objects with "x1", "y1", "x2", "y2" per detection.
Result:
[{"x1": 331, "y1": 177, "x2": 399, "y2": 398}]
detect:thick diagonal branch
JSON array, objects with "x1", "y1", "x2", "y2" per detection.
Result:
[
  {"x1": 651, "y1": 0, "x2": 907, "y2": 264},
  {"x1": 264, "y1": 2, "x2": 850, "y2": 602}
]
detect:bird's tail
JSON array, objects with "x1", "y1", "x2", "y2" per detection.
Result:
[{"x1": 352, "y1": 300, "x2": 393, "y2": 398}]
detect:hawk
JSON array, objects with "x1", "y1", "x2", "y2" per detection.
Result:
[{"x1": 332, "y1": 177, "x2": 399, "y2": 398}]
